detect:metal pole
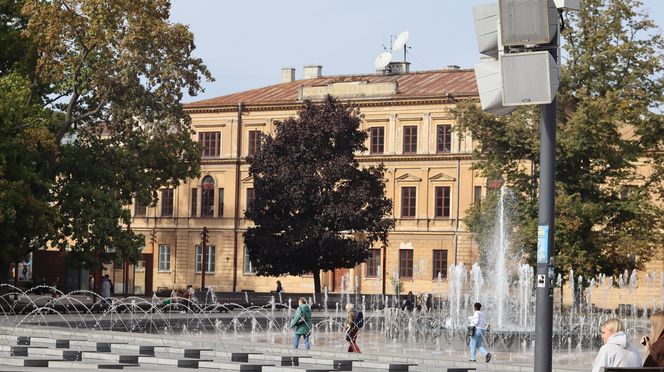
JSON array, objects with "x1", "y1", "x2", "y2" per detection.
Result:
[
  {"x1": 201, "y1": 226, "x2": 207, "y2": 291},
  {"x1": 534, "y1": 31, "x2": 558, "y2": 372}
]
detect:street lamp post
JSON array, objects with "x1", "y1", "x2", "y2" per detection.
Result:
[{"x1": 472, "y1": 2, "x2": 579, "y2": 371}]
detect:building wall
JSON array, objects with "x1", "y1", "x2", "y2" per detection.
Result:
[{"x1": 129, "y1": 99, "x2": 488, "y2": 294}]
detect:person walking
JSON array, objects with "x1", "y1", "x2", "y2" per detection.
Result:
[
  {"x1": 468, "y1": 302, "x2": 491, "y2": 363},
  {"x1": 276, "y1": 280, "x2": 283, "y2": 293},
  {"x1": 290, "y1": 298, "x2": 312, "y2": 350},
  {"x1": 643, "y1": 310, "x2": 664, "y2": 367},
  {"x1": 592, "y1": 318, "x2": 642, "y2": 372},
  {"x1": 345, "y1": 303, "x2": 361, "y2": 353},
  {"x1": 100, "y1": 274, "x2": 112, "y2": 299}
]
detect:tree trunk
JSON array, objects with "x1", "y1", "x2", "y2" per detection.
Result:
[{"x1": 313, "y1": 269, "x2": 321, "y2": 294}]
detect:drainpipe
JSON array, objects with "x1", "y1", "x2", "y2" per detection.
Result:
[
  {"x1": 232, "y1": 102, "x2": 244, "y2": 292},
  {"x1": 454, "y1": 133, "x2": 462, "y2": 266}
]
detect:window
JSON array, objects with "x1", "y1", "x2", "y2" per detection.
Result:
[
  {"x1": 248, "y1": 130, "x2": 260, "y2": 156},
  {"x1": 399, "y1": 249, "x2": 413, "y2": 278},
  {"x1": 134, "y1": 202, "x2": 146, "y2": 217},
  {"x1": 195, "y1": 245, "x2": 216, "y2": 273},
  {"x1": 201, "y1": 176, "x2": 215, "y2": 217},
  {"x1": 403, "y1": 126, "x2": 417, "y2": 154},
  {"x1": 401, "y1": 187, "x2": 416, "y2": 218},
  {"x1": 191, "y1": 188, "x2": 197, "y2": 217},
  {"x1": 437, "y1": 125, "x2": 452, "y2": 153},
  {"x1": 246, "y1": 188, "x2": 255, "y2": 213},
  {"x1": 199, "y1": 131, "x2": 221, "y2": 158},
  {"x1": 243, "y1": 246, "x2": 254, "y2": 274},
  {"x1": 161, "y1": 189, "x2": 173, "y2": 216},
  {"x1": 158, "y1": 245, "x2": 170, "y2": 271},
  {"x1": 474, "y1": 186, "x2": 482, "y2": 206},
  {"x1": 366, "y1": 249, "x2": 380, "y2": 278},
  {"x1": 433, "y1": 249, "x2": 448, "y2": 279},
  {"x1": 218, "y1": 188, "x2": 224, "y2": 217},
  {"x1": 435, "y1": 186, "x2": 451, "y2": 218},
  {"x1": 370, "y1": 127, "x2": 385, "y2": 154}
]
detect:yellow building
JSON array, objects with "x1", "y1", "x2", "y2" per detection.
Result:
[{"x1": 129, "y1": 64, "x2": 486, "y2": 295}]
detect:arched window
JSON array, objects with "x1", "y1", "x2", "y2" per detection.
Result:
[{"x1": 201, "y1": 176, "x2": 215, "y2": 217}]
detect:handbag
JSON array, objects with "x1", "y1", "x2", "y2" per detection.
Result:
[
  {"x1": 295, "y1": 316, "x2": 305, "y2": 326},
  {"x1": 467, "y1": 326, "x2": 476, "y2": 337}
]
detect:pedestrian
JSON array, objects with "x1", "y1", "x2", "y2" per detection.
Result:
[
  {"x1": 402, "y1": 291, "x2": 415, "y2": 311},
  {"x1": 344, "y1": 303, "x2": 361, "y2": 353},
  {"x1": 643, "y1": 310, "x2": 664, "y2": 367},
  {"x1": 101, "y1": 274, "x2": 112, "y2": 299},
  {"x1": 290, "y1": 297, "x2": 311, "y2": 350},
  {"x1": 468, "y1": 302, "x2": 491, "y2": 363},
  {"x1": 592, "y1": 318, "x2": 642, "y2": 372},
  {"x1": 276, "y1": 280, "x2": 283, "y2": 293}
]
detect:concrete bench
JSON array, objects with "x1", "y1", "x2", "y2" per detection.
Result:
[
  {"x1": 82, "y1": 351, "x2": 140, "y2": 364},
  {"x1": 199, "y1": 360, "x2": 273, "y2": 371},
  {"x1": 603, "y1": 369, "x2": 664, "y2": 372}
]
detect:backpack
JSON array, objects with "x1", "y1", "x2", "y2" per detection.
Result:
[{"x1": 354, "y1": 310, "x2": 364, "y2": 329}]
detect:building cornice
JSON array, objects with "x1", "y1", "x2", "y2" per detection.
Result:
[
  {"x1": 201, "y1": 153, "x2": 474, "y2": 166},
  {"x1": 185, "y1": 96, "x2": 478, "y2": 115}
]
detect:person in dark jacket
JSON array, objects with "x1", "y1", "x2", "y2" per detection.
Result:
[
  {"x1": 643, "y1": 310, "x2": 664, "y2": 367},
  {"x1": 290, "y1": 298, "x2": 312, "y2": 349}
]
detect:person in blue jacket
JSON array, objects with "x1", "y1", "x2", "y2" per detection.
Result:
[{"x1": 290, "y1": 297, "x2": 312, "y2": 349}]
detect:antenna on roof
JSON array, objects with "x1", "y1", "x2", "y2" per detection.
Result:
[
  {"x1": 374, "y1": 52, "x2": 392, "y2": 70},
  {"x1": 392, "y1": 31, "x2": 410, "y2": 62}
]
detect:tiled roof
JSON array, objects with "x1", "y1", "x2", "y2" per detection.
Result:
[{"x1": 184, "y1": 69, "x2": 478, "y2": 109}]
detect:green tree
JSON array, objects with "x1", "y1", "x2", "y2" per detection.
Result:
[
  {"x1": 0, "y1": 0, "x2": 213, "y2": 281},
  {"x1": 456, "y1": 0, "x2": 664, "y2": 282},
  {"x1": 244, "y1": 96, "x2": 394, "y2": 293},
  {"x1": 0, "y1": 72, "x2": 57, "y2": 282}
]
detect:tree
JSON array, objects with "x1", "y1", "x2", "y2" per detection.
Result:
[
  {"x1": 455, "y1": 0, "x2": 664, "y2": 282},
  {"x1": 0, "y1": 0, "x2": 212, "y2": 281},
  {"x1": 244, "y1": 96, "x2": 394, "y2": 293}
]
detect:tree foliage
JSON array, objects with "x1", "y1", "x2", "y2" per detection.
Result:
[
  {"x1": 0, "y1": 0, "x2": 212, "y2": 279},
  {"x1": 455, "y1": 0, "x2": 664, "y2": 282},
  {"x1": 244, "y1": 96, "x2": 394, "y2": 293}
]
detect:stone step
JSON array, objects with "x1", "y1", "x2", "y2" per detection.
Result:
[
  {"x1": 0, "y1": 356, "x2": 61, "y2": 367},
  {"x1": 200, "y1": 350, "x2": 262, "y2": 362},
  {"x1": 353, "y1": 361, "x2": 416, "y2": 371},
  {"x1": 49, "y1": 360, "x2": 137, "y2": 369},
  {"x1": 29, "y1": 337, "x2": 72, "y2": 348},
  {"x1": 138, "y1": 356, "x2": 212, "y2": 368},
  {"x1": 70, "y1": 340, "x2": 115, "y2": 352},
  {"x1": 261, "y1": 366, "x2": 333, "y2": 372},
  {"x1": 248, "y1": 354, "x2": 308, "y2": 366},
  {"x1": 26, "y1": 347, "x2": 82, "y2": 360},
  {"x1": 299, "y1": 358, "x2": 355, "y2": 370},
  {"x1": 111, "y1": 344, "x2": 156, "y2": 355},
  {"x1": 198, "y1": 360, "x2": 273, "y2": 371},
  {"x1": 83, "y1": 351, "x2": 140, "y2": 364},
  {"x1": 154, "y1": 346, "x2": 214, "y2": 358}
]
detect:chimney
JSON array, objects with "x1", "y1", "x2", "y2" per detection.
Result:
[
  {"x1": 303, "y1": 65, "x2": 322, "y2": 79},
  {"x1": 281, "y1": 67, "x2": 295, "y2": 83},
  {"x1": 444, "y1": 65, "x2": 461, "y2": 71}
]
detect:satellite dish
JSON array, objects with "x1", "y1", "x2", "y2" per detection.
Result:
[
  {"x1": 374, "y1": 52, "x2": 392, "y2": 70},
  {"x1": 392, "y1": 31, "x2": 410, "y2": 52}
]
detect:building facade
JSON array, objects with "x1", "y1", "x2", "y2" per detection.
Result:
[{"x1": 128, "y1": 65, "x2": 487, "y2": 295}]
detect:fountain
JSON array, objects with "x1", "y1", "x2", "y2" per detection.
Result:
[{"x1": 0, "y1": 187, "x2": 661, "y2": 366}]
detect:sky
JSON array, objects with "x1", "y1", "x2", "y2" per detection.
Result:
[{"x1": 170, "y1": 0, "x2": 664, "y2": 103}]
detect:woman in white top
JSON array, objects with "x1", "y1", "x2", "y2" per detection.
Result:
[
  {"x1": 468, "y1": 302, "x2": 492, "y2": 362},
  {"x1": 592, "y1": 318, "x2": 642, "y2": 372}
]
